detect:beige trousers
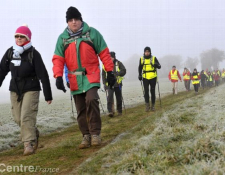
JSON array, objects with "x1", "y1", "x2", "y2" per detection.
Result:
[
  {"x1": 10, "y1": 91, "x2": 39, "y2": 142},
  {"x1": 172, "y1": 82, "x2": 178, "y2": 94}
]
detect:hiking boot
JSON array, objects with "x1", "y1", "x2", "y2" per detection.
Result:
[
  {"x1": 23, "y1": 142, "x2": 35, "y2": 156},
  {"x1": 79, "y1": 134, "x2": 91, "y2": 149},
  {"x1": 117, "y1": 112, "x2": 122, "y2": 116},
  {"x1": 33, "y1": 128, "x2": 39, "y2": 150},
  {"x1": 91, "y1": 135, "x2": 101, "y2": 146},
  {"x1": 108, "y1": 112, "x2": 114, "y2": 117},
  {"x1": 151, "y1": 104, "x2": 155, "y2": 111},
  {"x1": 145, "y1": 103, "x2": 150, "y2": 112}
]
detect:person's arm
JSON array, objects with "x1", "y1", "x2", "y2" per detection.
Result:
[
  {"x1": 52, "y1": 35, "x2": 66, "y2": 78},
  {"x1": 138, "y1": 58, "x2": 143, "y2": 76},
  {"x1": 33, "y1": 50, "x2": 53, "y2": 102},
  {"x1": 0, "y1": 49, "x2": 11, "y2": 87},
  {"x1": 117, "y1": 61, "x2": 126, "y2": 77},
  {"x1": 168, "y1": 71, "x2": 171, "y2": 81},
  {"x1": 177, "y1": 71, "x2": 182, "y2": 81},
  {"x1": 154, "y1": 57, "x2": 161, "y2": 69}
]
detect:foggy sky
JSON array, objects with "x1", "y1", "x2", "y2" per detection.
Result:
[{"x1": 0, "y1": 0, "x2": 225, "y2": 96}]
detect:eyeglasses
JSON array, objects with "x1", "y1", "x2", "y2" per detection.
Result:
[{"x1": 15, "y1": 35, "x2": 26, "y2": 39}]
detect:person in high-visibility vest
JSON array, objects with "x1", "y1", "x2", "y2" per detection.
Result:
[
  {"x1": 168, "y1": 65, "x2": 182, "y2": 95},
  {"x1": 214, "y1": 69, "x2": 221, "y2": 86},
  {"x1": 138, "y1": 46, "x2": 161, "y2": 112},
  {"x1": 182, "y1": 67, "x2": 191, "y2": 91},
  {"x1": 191, "y1": 68, "x2": 200, "y2": 93},
  {"x1": 200, "y1": 70, "x2": 207, "y2": 89},
  {"x1": 207, "y1": 71, "x2": 213, "y2": 87},
  {"x1": 221, "y1": 68, "x2": 225, "y2": 82},
  {"x1": 102, "y1": 51, "x2": 126, "y2": 117}
]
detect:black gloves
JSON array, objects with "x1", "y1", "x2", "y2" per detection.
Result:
[
  {"x1": 56, "y1": 77, "x2": 66, "y2": 93},
  {"x1": 138, "y1": 75, "x2": 142, "y2": 81},
  {"x1": 107, "y1": 71, "x2": 116, "y2": 88}
]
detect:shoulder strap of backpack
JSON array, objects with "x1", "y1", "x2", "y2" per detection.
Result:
[{"x1": 27, "y1": 47, "x2": 35, "y2": 65}]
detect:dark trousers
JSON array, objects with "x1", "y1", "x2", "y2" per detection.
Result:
[
  {"x1": 73, "y1": 87, "x2": 101, "y2": 135},
  {"x1": 184, "y1": 80, "x2": 190, "y2": 90},
  {"x1": 201, "y1": 80, "x2": 205, "y2": 89},
  {"x1": 215, "y1": 80, "x2": 219, "y2": 86},
  {"x1": 193, "y1": 84, "x2": 199, "y2": 92},
  {"x1": 107, "y1": 87, "x2": 122, "y2": 113},
  {"x1": 143, "y1": 77, "x2": 157, "y2": 104}
]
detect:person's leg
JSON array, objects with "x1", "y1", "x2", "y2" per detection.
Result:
[
  {"x1": 172, "y1": 82, "x2": 176, "y2": 94},
  {"x1": 149, "y1": 77, "x2": 157, "y2": 110},
  {"x1": 10, "y1": 92, "x2": 22, "y2": 140},
  {"x1": 184, "y1": 81, "x2": 188, "y2": 90},
  {"x1": 107, "y1": 88, "x2": 114, "y2": 116},
  {"x1": 86, "y1": 87, "x2": 101, "y2": 146},
  {"x1": 114, "y1": 87, "x2": 122, "y2": 114},
  {"x1": 174, "y1": 82, "x2": 178, "y2": 94},
  {"x1": 20, "y1": 91, "x2": 40, "y2": 155},
  {"x1": 143, "y1": 78, "x2": 150, "y2": 111},
  {"x1": 74, "y1": 93, "x2": 90, "y2": 135}
]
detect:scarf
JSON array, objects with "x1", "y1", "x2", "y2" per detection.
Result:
[
  {"x1": 13, "y1": 42, "x2": 32, "y2": 58},
  {"x1": 67, "y1": 22, "x2": 84, "y2": 37},
  {"x1": 11, "y1": 42, "x2": 32, "y2": 66}
]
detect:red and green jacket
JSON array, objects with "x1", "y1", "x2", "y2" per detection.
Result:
[{"x1": 52, "y1": 22, "x2": 114, "y2": 95}]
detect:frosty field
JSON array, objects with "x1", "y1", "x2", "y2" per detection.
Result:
[{"x1": 0, "y1": 78, "x2": 177, "y2": 152}]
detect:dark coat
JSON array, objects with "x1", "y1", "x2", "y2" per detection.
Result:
[{"x1": 0, "y1": 46, "x2": 52, "y2": 101}]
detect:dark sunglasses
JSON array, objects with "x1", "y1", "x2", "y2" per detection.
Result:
[{"x1": 15, "y1": 35, "x2": 26, "y2": 39}]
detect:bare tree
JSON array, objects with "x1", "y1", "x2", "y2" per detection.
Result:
[
  {"x1": 184, "y1": 57, "x2": 199, "y2": 72},
  {"x1": 200, "y1": 48, "x2": 225, "y2": 71}
]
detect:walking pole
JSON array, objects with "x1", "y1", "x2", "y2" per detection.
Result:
[{"x1": 70, "y1": 93, "x2": 75, "y2": 118}]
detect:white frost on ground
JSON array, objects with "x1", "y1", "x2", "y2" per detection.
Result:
[{"x1": 0, "y1": 79, "x2": 181, "y2": 152}]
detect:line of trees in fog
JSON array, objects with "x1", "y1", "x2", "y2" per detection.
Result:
[{"x1": 124, "y1": 48, "x2": 225, "y2": 80}]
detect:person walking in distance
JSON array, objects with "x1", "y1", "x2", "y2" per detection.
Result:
[
  {"x1": 168, "y1": 65, "x2": 182, "y2": 95},
  {"x1": 0, "y1": 24, "x2": 52, "y2": 156},
  {"x1": 182, "y1": 67, "x2": 191, "y2": 91},
  {"x1": 52, "y1": 7, "x2": 115, "y2": 149},
  {"x1": 102, "y1": 51, "x2": 126, "y2": 117},
  {"x1": 191, "y1": 68, "x2": 200, "y2": 93},
  {"x1": 138, "y1": 46, "x2": 161, "y2": 112}
]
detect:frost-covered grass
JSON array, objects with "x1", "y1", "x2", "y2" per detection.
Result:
[
  {"x1": 75, "y1": 84, "x2": 225, "y2": 174},
  {"x1": 0, "y1": 79, "x2": 175, "y2": 152}
]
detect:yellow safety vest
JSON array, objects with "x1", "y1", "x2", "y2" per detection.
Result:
[
  {"x1": 102, "y1": 61, "x2": 124, "y2": 85},
  {"x1": 170, "y1": 70, "x2": 178, "y2": 80},
  {"x1": 192, "y1": 73, "x2": 200, "y2": 84},
  {"x1": 221, "y1": 71, "x2": 225, "y2": 78},
  {"x1": 183, "y1": 72, "x2": 190, "y2": 80},
  {"x1": 141, "y1": 56, "x2": 157, "y2": 79}
]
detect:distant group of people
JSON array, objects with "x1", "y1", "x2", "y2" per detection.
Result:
[{"x1": 168, "y1": 66, "x2": 225, "y2": 94}]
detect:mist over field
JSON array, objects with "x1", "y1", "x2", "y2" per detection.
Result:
[{"x1": 1, "y1": 0, "x2": 225, "y2": 103}]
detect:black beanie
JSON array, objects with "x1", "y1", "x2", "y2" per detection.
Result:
[
  {"x1": 110, "y1": 51, "x2": 116, "y2": 58},
  {"x1": 144, "y1": 46, "x2": 151, "y2": 53},
  {"x1": 66, "y1": 7, "x2": 83, "y2": 22}
]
